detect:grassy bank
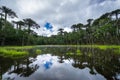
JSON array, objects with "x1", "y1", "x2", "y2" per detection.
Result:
[
  {"x1": 0, "y1": 45, "x2": 120, "y2": 58},
  {"x1": 36, "y1": 45, "x2": 120, "y2": 49},
  {"x1": 0, "y1": 48, "x2": 28, "y2": 59},
  {"x1": 0, "y1": 46, "x2": 35, "y2": 50},
  {"x1": 0, "y1": 46, "x2": 41, "y2": 59},
  {"x1": 1, "y1": 45, "x2": 120, "y2": 51}
]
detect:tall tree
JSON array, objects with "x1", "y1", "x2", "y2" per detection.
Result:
[
  {"x1": 86, "y1": 19, "x2": 93, "y2": 44},
  {"x1": 12, "y1": 20, "x2": 25, "y2": 46},
  {"x1": 87, "y1": 19, "x2": 93, "y2": 27},
  {"x1": 0, "y1": 6, "x2": 17, "y2": 29},
  {"x1": 71, "y1": 24, "x2": 77, "y2": 32},
  {"x1": 0, "y1": 13, "x2": 4, "y2": 19},
  {"x1": 58, "y1": 28, "x2": 64, "y2": 35},
  {"x1": 23, "y1": 18, "x2": 40, "y2": 45},
  {"x1": 0, "y1": 6, "x2": 17, "y2": 46},
  {"x1": 12, "y1": 20, "x2": 24, "y2": 30},
  {"x1": 23, "y1": 18, "x2": 40, "y2": 34},
  {"x1": 111, "y1": 9, "x2": 120, "y2": 44},
  {"x1": 0, "y1": 13, "x2": 4, "y2": 30},
  {"x1": 76, "y1": 23, "x2": 83, "y2": 31},
  {"x1": 111, "y1": 9, "x2": 120, "y2": 21}
]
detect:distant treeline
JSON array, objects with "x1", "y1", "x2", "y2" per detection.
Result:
[{"x1": 0, "y1": 6, "x2": 120, "y2": 46}]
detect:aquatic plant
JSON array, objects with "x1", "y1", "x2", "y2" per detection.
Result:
[
  {"x1": 66, "y1": 49, "x2": 82, "y2": 56},
  {"x1": 76, "y1": 49, "x2": 82, "y2": 55},
  {"x1": 66, "y1": 52, "x2": 73, "y2": 55},
  {"x1": 36, "y1": 49, "x2": 41, "y2": 54}
]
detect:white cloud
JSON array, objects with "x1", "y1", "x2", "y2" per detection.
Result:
[
  {"x1": 0, "y1": 0, "x2": 120, "y2": 36},
  {"x1": 17, "y1": 0, "x2": 41, "y2": 15}
]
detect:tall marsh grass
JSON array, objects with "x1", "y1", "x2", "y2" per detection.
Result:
[{"x1": 0, "y1": 48, "x2": 28, "y2": 59}]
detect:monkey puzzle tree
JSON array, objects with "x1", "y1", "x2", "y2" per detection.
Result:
[
  {"x1": 23, "y1": 18, "x2": 40, "y2": 45},
  {"x1": 0, "y1": 6, "x2": 17, "y2": 46}
]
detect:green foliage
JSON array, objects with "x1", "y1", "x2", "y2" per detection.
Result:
[
  {"x1": 2, "y1": 46, "x2": 34, "y2": 49},
  {"x1": 0, "y1": 48, "x2": 28, "y2": 59},
  {"x1": 66, "y1": 49, "x2": 82, "y2": 56},
  {"x1": 114, "y1": 49, "x2": 120, "y2": 54},
  {"x1": 0, "y1": 6, "x2": 120, "y2": 45},
  {"x1": 36, "y1": 49, "x2": 41, "y2": 54},
  {"x1": 97, "y1": 46, "x2": 108, "y2": 50},
  {"x1": 76, "y1": 49, "x2": 82, "y2": 55},
  {"x1": 96, "y1": 45, "x2": 120, "y2": 50},
  {"x1": 66, "y1": 52, "x2": 73, "y2": 55}
]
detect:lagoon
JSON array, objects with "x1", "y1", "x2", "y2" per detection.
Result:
[{"x1": 0, "y1": 45, "x2": 120, "y2": 80}]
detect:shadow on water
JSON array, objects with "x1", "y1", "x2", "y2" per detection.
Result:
[{"x1": 0, "y1": 46, "x2": 120, "y2": 80}]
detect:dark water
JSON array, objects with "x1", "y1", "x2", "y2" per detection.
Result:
[{"x1": 0, "y1": 47, "x2": 120, "y2": 80}]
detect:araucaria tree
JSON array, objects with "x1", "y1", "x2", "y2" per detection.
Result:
[
  {"x1": 23, "y1": 18, "x2": 40, "y2": 45},
  {"x1": 0, "y1": 6, "x2": 17, "y2": 46}
]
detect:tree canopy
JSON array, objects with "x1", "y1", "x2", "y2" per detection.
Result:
[{"x1": 0, "y1": 6, "x2": 120, "y2": 45}]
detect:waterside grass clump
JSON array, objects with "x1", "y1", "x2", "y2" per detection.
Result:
[
  {"x1": 77, "y1": 45, "x2": 120, "y2": 50},
  {"x1": 1, "y1": 46, "x2": 34, "y2": 50},
  {"x1": 66, "y1": 52, "x2": 73, "y2": 55},
  {"x1": 0, "y1": 48, "x2": 28, "y2": 59},
  {"x1": 0, "y1": 46, "x2": 42, "y2": 59},
  {"x1": 36, "y1": 49, "x2": 41, "y2": 54},
  {"x1": 66, "y1": 49, "x2": 82, "y2": 56},
  {"x1": 95, "y1": 45, "x2": 120, "y2": 50},
  {"x1": 38, "y1": 45, "x2": 120, "y2": 50},
  {"x1": 76, "y1": 49, "x2": 82, "y2": 56}
]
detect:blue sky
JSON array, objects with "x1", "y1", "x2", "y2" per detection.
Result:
[
  {"x1": 44, "y1": 22, "x2": 53, "y2": 32},
  {"x1": 0, "y1": 0, "x2": 120, "y2": 36}
]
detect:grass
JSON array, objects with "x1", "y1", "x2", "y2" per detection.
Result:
[
  {"x1": 93, "y1": 45, "x2": 120, "y2": 50},
  {"x1": 0, "y1": 46, "x2": 42, "y2": 58},
  {"x1": 0, "y1": 46, "x2": 34, "y2": 50},
  {"x1": 0, "y1": 45, "x2": 120, "y2": 58},
  {"x1": 36, "y1": 45, "x2": 120, "y2": 49},
  {"x1": 0, "y1": 48, "x2": 28, "y2": 59}
]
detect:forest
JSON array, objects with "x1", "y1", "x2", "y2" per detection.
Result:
[{"x1": 0, "y1": 6, "x2": 120, "y2": 46}]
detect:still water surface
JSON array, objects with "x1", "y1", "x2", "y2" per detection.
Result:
[{"x1": 1, "y1": 47, "x2": 120, "y2": 80}]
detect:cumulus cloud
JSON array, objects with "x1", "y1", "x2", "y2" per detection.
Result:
[{"x1": 0, "y1": 0, "x2": 120, "y2": 36}]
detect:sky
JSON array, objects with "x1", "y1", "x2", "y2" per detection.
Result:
[{"x1": 0, "y1": 0, "x2": 120, "y2": 36}]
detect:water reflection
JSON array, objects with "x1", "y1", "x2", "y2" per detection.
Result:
[{"x1": 0, "y1": 47, "x2": 120, "y2": 80}]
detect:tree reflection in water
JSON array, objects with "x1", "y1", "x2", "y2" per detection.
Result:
[
  {"x1": 0, "y1": 47, "x2": 120, "y2": 80},
  {"x1": 9, "y1": 57, "x2": 39, "y2": 77},
  {"x1": 41, "y1": 47, "x2": 120, "y2": 80}
]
